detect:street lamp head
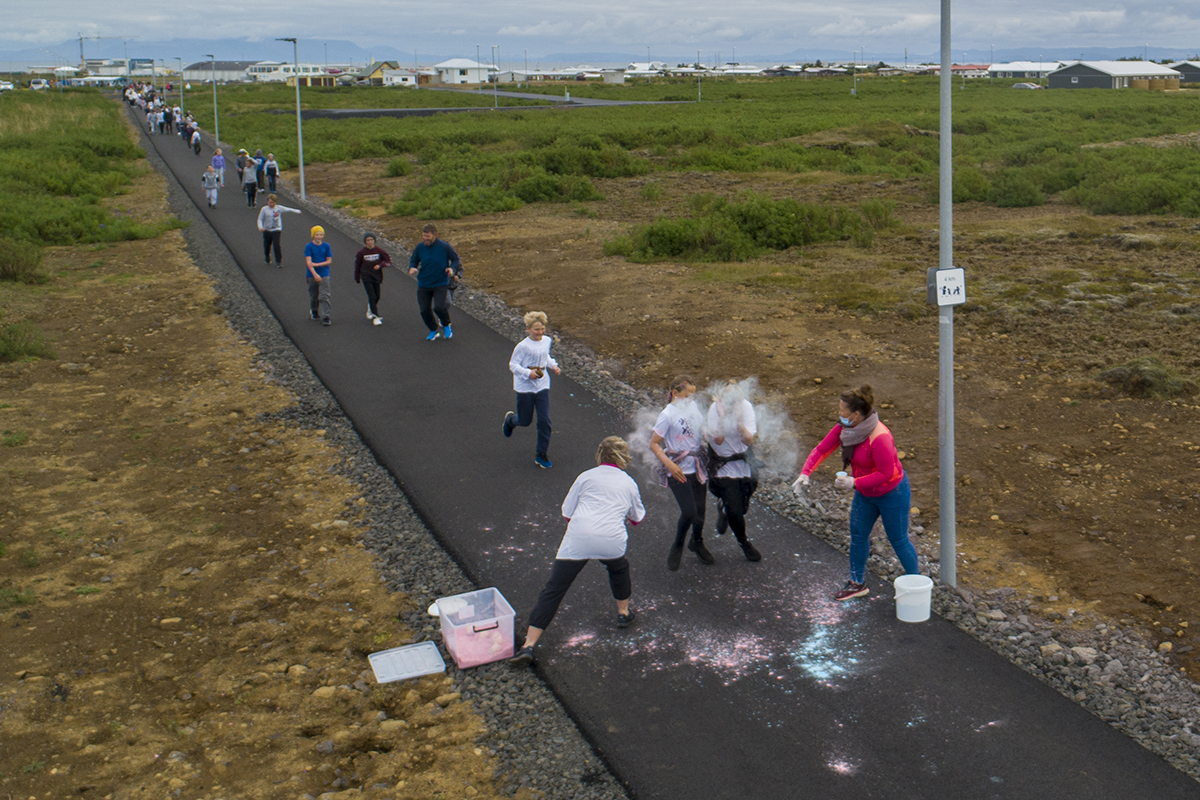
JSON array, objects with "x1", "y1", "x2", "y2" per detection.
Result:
[{"x1": 277, "y1": 37, "x2": 297, "y2": 43}]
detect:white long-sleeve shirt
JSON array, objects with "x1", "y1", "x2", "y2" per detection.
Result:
[
  {"x1": 257, "y1": 204, "x2": 301, "y2": 232},
  {"x1": 556, "y1": 465, "x2": 646, "y2": 560},
  {"x1": 509, "y1": 336, "x2": 558, "y2": 393}
]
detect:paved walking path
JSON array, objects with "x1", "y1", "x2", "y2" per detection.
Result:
[{"x1": 136, "y1": 110, "x2": 1198, "y2": 800}]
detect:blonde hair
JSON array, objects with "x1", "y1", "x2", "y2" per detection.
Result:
[
  {"x1": 596, "y1": 436, "x2": 631, "y2": 468},
  {"x1": 523, "y1": 311, "x2": 548, "y2": 329}
]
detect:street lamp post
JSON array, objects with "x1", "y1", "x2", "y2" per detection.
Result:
[
  {"x1": 990, "y1": 44, "x2": 994, "y2": 85},
  {"x1": 697, "y1": 50, "x2": 702, "y2": 102},
  {"x1": 492, "y1": 45, "x2": 498, "y2": 108},
  {"x1": 477, "y1": 45, "x2": 482, "y2": 92},
  {"x1": 176, "y1": 57, "x2": 184, "y2": 118},
  {"x1": 204, "y1": 54, "x2": 219, "y2": 145},
  {"x1": 276, "y1": 38, "x2": 306, "y2": 200}
]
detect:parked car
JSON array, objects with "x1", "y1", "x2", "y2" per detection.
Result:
[
  {"x1": 0, "y1": 80, "x2": 15, "y2": 92},
  {"x1": 1011, "y1": 82, "x2": 1044, "y2": 90},
  {"x1": 29, "y1": 79, "x2": 50, "y2": 90}
]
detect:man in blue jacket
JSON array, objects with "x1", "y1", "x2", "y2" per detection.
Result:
[{"x1": 407, "y1": 223, "x2": 461, "y2": 341}]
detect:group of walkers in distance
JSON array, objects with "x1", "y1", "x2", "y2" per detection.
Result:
[
  {"x1": 510, "y1": 376, "x2": 924, "y2": 665},
  {"x1": 124, "y1": 81, "x2": 921, "y2": 668}
]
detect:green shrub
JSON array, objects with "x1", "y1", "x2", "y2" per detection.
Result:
[
  {"x1": 0, "y1": 237, "x2": 49, "y2": 284},
  {"x1": 953, "y1": 166, "x2": 990, "y2": 203},
  {"x1": 859, "y1": 198, "x2": 899, "y2": 230},
  {"x1": 0, "y1": 585, "x2": 34, "y2": 610},
  {"x1": 1097, "y1": 357, "x2": 1198, "y2": 399},
  {"x1": 605, "y1": 191, "x2": 878, "y2": 262},
  {"x1": 3, "y1": 429, "x2": 30, "y2": 447},
  {"x1": 640, "y1": 182, "x2": 663, "y2": 201},
  {"x1": 988, "y1": 172, "x2": 1045, "y2": 208},
  {"x1": 384, "y1": 157, "x2": 412, "y2": 177},
  {"x1": 0, "y1": 322, "x2": 56, "y2": 363}
]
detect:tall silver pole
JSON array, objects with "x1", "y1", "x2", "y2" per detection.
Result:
[
  {"x1": 293, "y1": 41, "x2": 306, "y2": 199},
  {"x1": 206, "y1": 54, "x2": 219, "y2": 145},
  {"x1": 938, "y1": 0, "x2": 957, "y2": 587},
  {"x1": 277, "y1": 38, "x2": 306, "y2": 199},
  {"x1": 177, "y1": 58, "x2": 184, "y2": 117},
  {"x1": 697, "y1": 50, "x2": 702, "y2": 102},
  {"x1": 493, "y1": 45, "x2": 498, "y2": 107}
]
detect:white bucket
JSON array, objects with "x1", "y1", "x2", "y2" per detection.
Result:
[{"x1": 894, "y1": 574, "x2": 933, "y2": 623}]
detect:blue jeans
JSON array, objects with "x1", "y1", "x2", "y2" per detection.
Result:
[
  {"x1": 849, "y1": 474, "x2": 919, "y2": 584},
  {"x1": 510, "y1": 389, "x2": 551, "y2": 457}
]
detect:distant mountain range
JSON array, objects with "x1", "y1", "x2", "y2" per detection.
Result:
[{"x1": 1, "y1": 38, "x2": 1196, "y2": 71}]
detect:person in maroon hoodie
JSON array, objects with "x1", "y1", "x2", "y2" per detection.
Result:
[
  {"x1": 793, "y1": 384, "x2": 920, "y2": 601},
  {"x1": 354, "y1": 232, "x2": 391, "y2": 325}
]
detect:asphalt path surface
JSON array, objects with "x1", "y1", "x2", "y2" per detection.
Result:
[{"x1": 137, "y1": 111, "x2": 1198, "y2": 799}]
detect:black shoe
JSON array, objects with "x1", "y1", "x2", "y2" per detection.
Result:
[
  {"x1": 310, "y1": 309, "x2": 319, "y2": 320},
  {"x1": 740, "y1": 540, "x2": 762, "y2": 562},
  {"x1": 688, "y1": 538, "x2": 715, "y2": 565},
  {"x1": 715, "y1": 507, "x2": 728, "y2": 536},
  {"x1": 616, "y1": 611, "x2": 636, "y2": 628},
  {"x1": 502, "y1": 411, "x2": 516, "y2": 437},
  {"x1": 322, "y1": 316, "x2": 331, "y2": 326},
  {"x1": 667, "y1": 543, "x2": 683, "y2": 571},
  {"x1": 509, "y1": 645, "x2": 536, "y2": 666}
]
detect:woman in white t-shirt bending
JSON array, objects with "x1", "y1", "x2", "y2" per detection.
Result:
[
  {"x1": 649, "y1": 375, "x2": 713, "y2": 571},
  {"x1": 510, "y1": 437, "x2": 646, "y2": 666}
]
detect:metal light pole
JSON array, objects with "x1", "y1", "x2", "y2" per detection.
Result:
[
  {"x1": 176, "y1": 57, "x2": 184, "y2": 117},
  {"x1": 938, "y1": 0, "x2": 957, "y2": 587},
  {"x1": 205, "y1": 54, "x2": 219, "y2": 145},
  {"x1": 962, "y1": 53, "x2": 966, "y2": 89},
  {"x1": 492, "y1": 45, "x2": 498, "y2": 107},
  {"x1": 276, "y1": 38, "x2": 306, "y2": 199},
  {"x1": 990, "y1": 44, "x2": 994, "y2": 85},
  {"x1": 477, "y1": 44, "x2": 482, "y2": 91},
  {"x1": 697, "y1": 50, "x2": 702, "y2": 102}
]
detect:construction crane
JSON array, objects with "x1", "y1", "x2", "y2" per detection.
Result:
[{"x1": 77, "y1": 34, "x2": 133, "y2": 71}]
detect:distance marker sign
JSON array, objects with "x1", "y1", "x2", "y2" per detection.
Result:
[{"x1": 926, "y1": 267, "x2": 966, "y2": 306}]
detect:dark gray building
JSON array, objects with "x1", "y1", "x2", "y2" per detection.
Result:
[
  {"x1": 1048, "y1": 60, "x2": 1181, "y2": 89},
  {"x1": 1168, "y1": 61, "x2": 1200, "y2": 83}
]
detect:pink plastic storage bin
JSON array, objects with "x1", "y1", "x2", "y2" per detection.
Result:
[{"x1": 436, "y1": 587, "x2": 515, "y2": 668}]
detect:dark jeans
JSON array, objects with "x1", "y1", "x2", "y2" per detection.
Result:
[
  {"x1": 245, "y1": 182, "x2": 257, "y2": 206},
  {"x1": 669, "y1": 474, "x2": 707, "y2": 546},
  {"x1": 528, "y1": 556, "x2": 631, "y2": 630},
  {"x1": 709, "y1": 476, "x2": 756, "y2": 542},
  {"x1": 508, "y1": 389, "x2": 551, "y2": 456},
  {"x1": 416, "y1": 286, "x2": 450, "y2": 331},
  {"x1": 267, "y1": 172, "x2": 277, "y2": 191},
  {"x1": 362, "y1": 278, "x2": 381, "y2": 317},
  {"x1": 262, "y1": 230, "x2": 282, "y2": 263}
]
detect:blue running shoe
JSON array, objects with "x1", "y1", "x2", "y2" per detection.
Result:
[
  {"x1": 443, "y1": 325, "x2": 453, "y2": 339},
  {"x1": 503, "y1": 411, "x2": 516, "y2": 437},
  {"x1": 426, "y1": 330, "x2": 440, "y2": 341},
  {"x1": 534, "y1": 454, "x2": 553, "y2": 469}
]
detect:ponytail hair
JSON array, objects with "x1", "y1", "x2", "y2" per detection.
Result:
[
  {"x1": 668, "y1": 374, "x2": 695, "y2": 401},
  {"x1": 596, "y1": 436, "x2": 631, "y2": 468},
  {"x1": 840, "y1": 384, "x2": 874, "y2": 417}
]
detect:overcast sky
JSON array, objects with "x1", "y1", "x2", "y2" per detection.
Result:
[{"x1": 7, "y1": 0, "x2": 1200, "y2": 59}]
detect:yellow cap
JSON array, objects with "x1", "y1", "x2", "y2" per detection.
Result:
[{"x1": 310, "y1": 226, "x2": 325, "y2": 237}]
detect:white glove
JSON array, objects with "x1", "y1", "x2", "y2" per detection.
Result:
[
  {"x1": 834, "y1": 474, "x2": 856, "y2": 491},
  {"x1": 791, "y1": 474, "x2": 810, "y2": 494}
]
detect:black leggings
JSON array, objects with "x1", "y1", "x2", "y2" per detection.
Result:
[
  {"x1": 362, "y1": 279, "x2": 381, "y2": 317},
  {"x1": 669, "y1": 474, "x2": 707, "y2": 546},
  {"x1": 527, "y1": 557, "x2": 631, "y2": 630},
  {"x1": 710, "y1": 476, "x2": 755, "y2": 542}
]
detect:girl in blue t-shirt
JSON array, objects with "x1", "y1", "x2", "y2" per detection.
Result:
[{"x1": 304, "y1": 226, "x2": 333, "y2": 325}]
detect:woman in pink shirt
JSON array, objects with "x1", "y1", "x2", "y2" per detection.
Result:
[{"x1": 793, "y1": 384, "x2": 920, "y2": 601}]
